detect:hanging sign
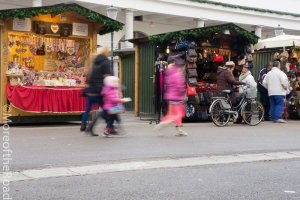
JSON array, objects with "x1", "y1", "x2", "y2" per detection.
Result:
[
  {"x1": 13, "y1": 18, "x2": 31, "y2": 32},
  {"x1": 72, "y1": 23, "x2": 88, "y2": 37},
  {"x1": 44, "y1": 56, "x2": 57, "y2": 71}
]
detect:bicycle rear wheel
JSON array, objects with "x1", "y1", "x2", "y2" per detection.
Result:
[
  {"x1": 241, "y1": 99, "x2": 264, "y2": 126},
  {"x1": 210, "y1": 100, "x2": 230, "y2": 127}
]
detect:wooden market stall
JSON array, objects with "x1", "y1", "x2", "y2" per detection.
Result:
[
  {"x1": 0, "y1": 3, "x2": 123, "y2": 124},
  {"x1": 123, "y1": 23, "x2": 258, "y2": 120}
]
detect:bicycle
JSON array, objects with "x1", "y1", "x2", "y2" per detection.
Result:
[{"x1": 209, "y1": 86, "x2": 264, "y2": 127}]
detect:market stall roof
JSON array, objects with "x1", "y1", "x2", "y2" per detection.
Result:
[
  {"x1": 130, "y1": 23, "x2": 258, "y2": 45},
  {"x1": 254, "y1": 34, "x2": 300, "y2": 50},
  {"x1": 0, "y1": 3, "x2": 123, "y2": 35}
]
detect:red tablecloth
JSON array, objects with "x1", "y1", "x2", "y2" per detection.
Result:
[{"x1": 6, "y1": 83, "x2": 98, "y2": 113}]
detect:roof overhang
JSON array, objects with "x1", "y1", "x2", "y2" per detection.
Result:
[{"x1": 0, "y1": 3, "x2": 124, "y2": 35}]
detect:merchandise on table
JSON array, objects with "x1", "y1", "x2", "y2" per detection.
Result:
[{"x1": 6, "y1": 33, "x2": 89, "y2": 86}]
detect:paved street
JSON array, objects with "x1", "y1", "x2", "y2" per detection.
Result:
[
  {"x1": 10, "y1": 160, "x2": 300, "y2": 200},
  {"x1": 3, "y1": 113, "x2": 300, "y2": 199}
]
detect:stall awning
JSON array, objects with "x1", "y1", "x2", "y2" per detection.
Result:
[
  {"x1": 254, "y1": 34, "x2": 300, "y2": 50},
  {"x1": 0, "y1": 3, "x2": 123, "y2": 35}
]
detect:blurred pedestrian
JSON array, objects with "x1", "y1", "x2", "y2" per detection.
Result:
[
  {"x1": 257, "y1": 61, "x2": 273, "y2": 121},
  {"x1": 101, "y1": 76, "x2": 130, "y2": 137},
  {"x1": 81, "y1": 47, "x2": 112, "y2": 136},
  {"x1": 263, "y1": 61, "x2": 289, "y2": 123},
  {"x1": 154, "y1": 56, "x2": 188, "y2": 136}
]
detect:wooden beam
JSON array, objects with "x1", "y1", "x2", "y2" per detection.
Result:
[
  {"x1": 134, "y1": 44, "x2": 139, "y2": 117},
  {"x1": 0, "y1": 19, "x2": 10, "y2": 124},
  {"x1": 119, "y1": 57, "x2": 123, "y2": 85}
]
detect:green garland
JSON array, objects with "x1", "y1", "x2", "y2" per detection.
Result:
[
  {"x1": 0, "y1": 4, "x2": 123, "y2": 35},
  {"x1": 189, "y1": 0, "x2": 300, "y2": 17},
  {"x1": 148, "y1": 24, "x2": 259, "y2": 44}
]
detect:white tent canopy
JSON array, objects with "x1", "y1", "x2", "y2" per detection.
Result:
[{"x1": 254, "y1": 34, "x2": 300, "y2": 50}]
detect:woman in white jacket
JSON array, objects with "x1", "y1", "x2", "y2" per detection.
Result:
[
  {"x1": 234, "y1": 65, "x2": 257, "y2": 124},
  {"x1": 239, "y1": 65, "x2": 257, "y2": 98}
]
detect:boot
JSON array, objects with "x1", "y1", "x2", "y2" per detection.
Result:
[
  {"x1": 175, "y1": 126, "x2": 188, "y2": 136},
  {"x1": 80, "y1": 121, "x2": 87, "y2": 132},
  {"x1": 85, "y1": 119, "x2": 99, "y2": 136}
]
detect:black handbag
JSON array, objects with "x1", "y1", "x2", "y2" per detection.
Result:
[
  {"x1": 187, "y1": 49, "x2": 197, "y2": 57},
  {"x1": 188, "y1": 41, "x2": 196, "y2": 49},
  {"x1": 186, "y1": 62, "x2": 197, "y2": 69},
  {"x1": 187, "y1": 69, "x2": 198, "y2": 78}
]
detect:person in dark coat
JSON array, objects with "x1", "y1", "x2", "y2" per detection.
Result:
[
  {"x1": 80, "y1": 47, "x2": 112, "y2": 135},
  {"x1": 217, "y1": 61, "x2": 245, "y2": 91},
  {"x1": 257, "y1": 61, "x2": 273, "y2": 121}
]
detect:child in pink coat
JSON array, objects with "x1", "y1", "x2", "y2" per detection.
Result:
[
  {"x1": 101, "y1": 76, "x2": 128, "y2": 136},
  {"x1": 154, "y1": 56, "x2": 188, "y2": 136}
]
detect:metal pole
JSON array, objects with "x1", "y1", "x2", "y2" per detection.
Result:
[{"x1": 111, "y1": 32, "x2": 114, "y2": 75}]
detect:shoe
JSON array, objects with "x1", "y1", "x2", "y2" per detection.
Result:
[
  {"x1": 275, "y1": 119, "x2": 287, "y2": 123},
  {"x1": 175, "y1": 126, "x2": 188, "y2": 137},
  {"x1": 153, "y1": 120, "x2": 173, "y2": 131},
  {"x1": 80, "y1": 121, "x2": 87, "y2": 132},
  {"x1": 85, "y1": 129, "x2": 98, "y2": 136},
  {"x1": 103, "y1": 128, "x2": 111, "y2": 137},
  {"x1": 109, "y1": 128, "x2": 119, "y2": 135}
]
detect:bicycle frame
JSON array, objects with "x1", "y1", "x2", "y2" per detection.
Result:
[{"x1": 210, "y1": 92, "x2": 248, "y2": 117}]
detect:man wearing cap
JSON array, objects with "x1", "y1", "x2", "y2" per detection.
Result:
[
  {"x1": 257, "y1": 61, "x2": 273, "y2": 121},
  {"x1": 263, "y1": 61, "x2": 289, "y2": 123},
  {"x1": 217, "y1": 61, "x2": 245, "y2": 91}
]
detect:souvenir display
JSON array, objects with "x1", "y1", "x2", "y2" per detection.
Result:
[{"x1": 6, "y1": 33, "x2": 89, "y2": 86}]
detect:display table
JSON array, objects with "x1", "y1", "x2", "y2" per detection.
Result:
[{"x1": 6, "y1": 83, "x2": 98, "y2": 113}]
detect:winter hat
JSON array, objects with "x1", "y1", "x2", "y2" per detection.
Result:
[
  {"x1": 225, "y1": 61, "x2": 235, "y2": 68},
  {"x1": 104, "y1": 76, "x2": 119, "y2": 86}
]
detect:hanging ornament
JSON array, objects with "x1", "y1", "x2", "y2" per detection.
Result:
[{"x1": 46, "y1": 42, "x2": 53, "y2": 53}]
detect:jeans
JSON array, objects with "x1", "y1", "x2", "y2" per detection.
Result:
[
  {"x1": 269, "y1": 95, "x2": 284, "y2": 121},
  {"x1": 103, "y1": 111, "x2": 120, "y2": 128},
  {"x1": 259, "y1": 92, "x2": 270, "y2": 120},
  {"x1": 82, "y1": 95, "x2": 103, "y2": 122}
]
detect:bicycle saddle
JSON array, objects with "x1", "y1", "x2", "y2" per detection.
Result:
[{"x1": 222, "y1": 90, "x2": 232, "y2": 94}]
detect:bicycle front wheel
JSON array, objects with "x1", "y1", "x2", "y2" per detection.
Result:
[
  {"x1": 210, "y1": 100, "x2": 230, "y2": 127},
  {"x1": 241, "y1": 99, "x2": 264, "y2": 126}
]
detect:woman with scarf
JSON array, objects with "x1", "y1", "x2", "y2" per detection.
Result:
[
  {"x1": 235, "y1": 65, "x2": 257, "y2": 123},
  {"x1": 239, "y1": 65, "x2": 257, "y2": 93}
]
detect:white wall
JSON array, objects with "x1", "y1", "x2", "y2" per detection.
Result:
[{"x1": 98, "y1": 20, "x2": 194, "y2": 49}]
